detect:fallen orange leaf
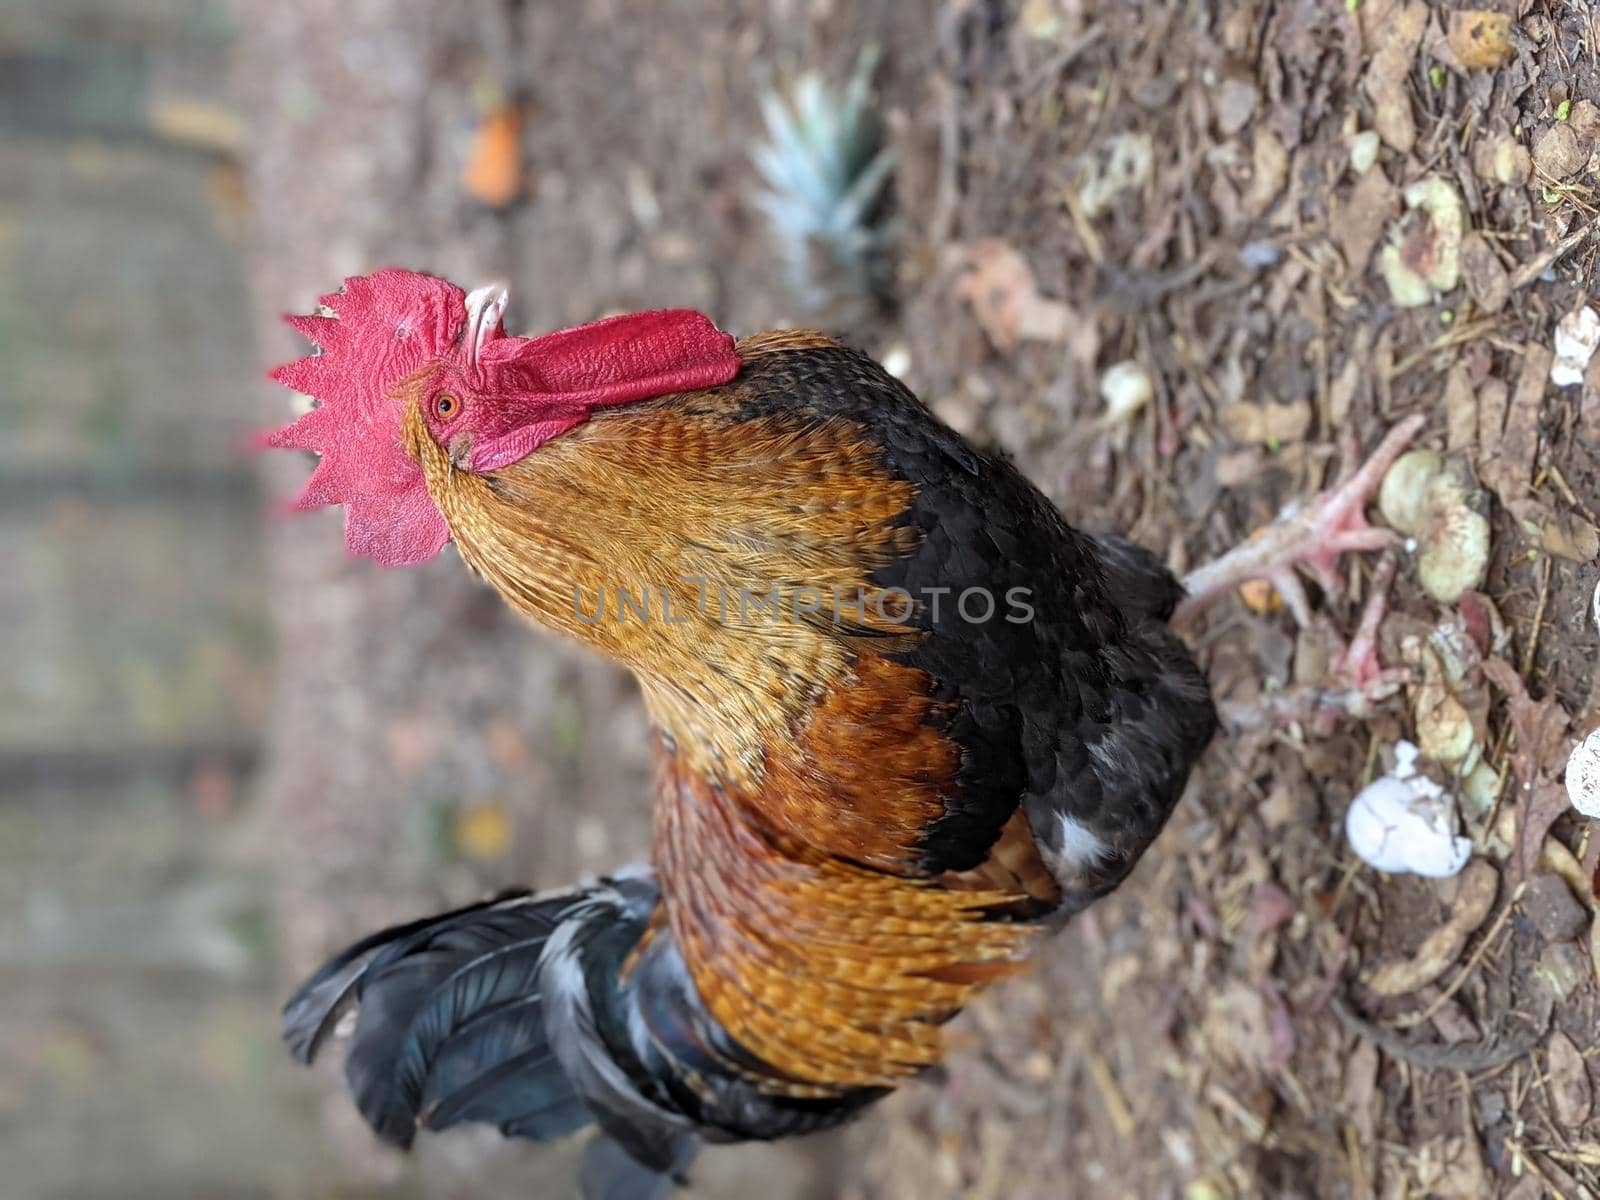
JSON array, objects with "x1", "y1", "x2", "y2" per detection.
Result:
[{"x1": 461, "y1": 103, "x2": 524, "y2": 208}]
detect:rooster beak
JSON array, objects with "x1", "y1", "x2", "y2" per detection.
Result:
[
  {"x1": 447, "y1": 432, "x2": 475, "y2": 473},
  {"x1": 463, "y1": 282, "x2": 509, "y2": 373}
]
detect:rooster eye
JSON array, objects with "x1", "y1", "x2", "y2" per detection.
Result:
[{"x1": 435, "y1": 393, "x2": 460, "y2": 420}]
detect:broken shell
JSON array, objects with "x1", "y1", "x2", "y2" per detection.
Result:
[
  {"x1": 1568, "y1": 729, "x2": 1600, "y2": 819},
  {"x1": 1415, "y1": 687, "x2": 1478, "y2": 770},
  {"x1": 1098, "y1": 360, "x2": 1154, "y2": 421},
  {"x1": 1378, "y1": 452, "x2": 1491, "y2": 602},
  {"x1": 1378, "y1": 449, "x2": 1444, "y2": 535},
  {"x1": 1551, "y1": 306, "x2": 1600, "y2": 388},
  {"x1": 1378, "y1": 177, "x2": 1466, "y2": 308},
  {"x1": 1417, "y1": 470, "x2": 1490, "y2": 603},
  {"x1": 1461, "y1": 760, "x2": 1501, "y2": 818},
  {"x1": 1592, "y1": 578, "x2": 1599, "y2": 636},
  {"x1": 1345, "y1": 741, "x2": 1473, "y2": 877}
]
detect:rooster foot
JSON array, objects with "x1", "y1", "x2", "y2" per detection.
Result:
[
  {"x1": 1175, "y1": 414, "x2": 1425, "y2": 629},
  {"x1": 1217, "y1": 550, "x2": 1412, "y2": 735}
]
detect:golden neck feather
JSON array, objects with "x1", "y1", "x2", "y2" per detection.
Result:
[{"x1": 405, "y1": 386, "x2": 916, "y2": 784}]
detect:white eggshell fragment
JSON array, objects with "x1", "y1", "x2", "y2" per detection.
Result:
[
  {"x1": 1551, "y1": 306, "x2": 1600, "y2": 387},
  {"x1": 1099, "y1": 360, "x2": 1154, "y2": 421},
  {"x1": 1346, "y1": 742, "x2": 1473, "y2": 877},
  {"x1": 1569, "y1": 729, "x2": 1600, "y2": 819}
]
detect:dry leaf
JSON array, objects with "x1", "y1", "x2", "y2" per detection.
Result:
[
  {"x1": 1482, "y1": 656, "x2": 1575, "y2": 876},
  {"x1": 1336, "y1": 162, "x2": 1399, "y2": 278},
  {"x1": 1447, "y1": 11, "x2": 1516, "y2": 70},
  {"x1": 1444, "y1": 365, "x2": 1477, "y2": 452},
  {"x1": 1547, "y1": 1030, "x2": 1593, "y2": 1127},
  {"x1": 1364, "y1": 2, "x2": 1428, "y2": 153},
  {"x1": 1363, "y1": 859, "x2": 1499, "y2": 995},
  {"x1": 461, "y1": 102, "x2": 525, "y2": 209},
  {"x1": 1483, "y1": 657, "x2": 1573, "y2": 780},
  {"x1": 455, "y1": 800, "x2": 513, "y2": 860},
  {"x1": 1221, "y1": 400, "x2": 1313, "y2": 445},
  {"x1": 1245, "y1": 130, "x2": 1289, "y2": 218},
  {"x1": 1460, "y1": 233, "x2": 1509, "y2": 314},
  {"x1": 1482, "y1": 347, "x2": 1550, "y2": 502},
  {"x1": 955, "y1": 240, "x2": 1073, "y2": 351},
  {"x1": 1536, "y1": 511, "x2": 1600, "y2": 562},
  {"x1": 1592, "y1": 917, "x2": 1600, "y2": 992},
  {"x1": 1215, "y1": 76, "x2": 1258, "y2": 137},
  {"x1": 1471, "y1": 133, "x2": 1533, "y2": 186},
  {"x1": 1239, "y1": 578, "x2": 1283, "y2": 614},
  {"x1": 1412, "y1": 1135, "x2": 1492, "y2": 1198},
  {"x1": 1341, "y1": 1037, "x2": 1380, "y2": 1189}
]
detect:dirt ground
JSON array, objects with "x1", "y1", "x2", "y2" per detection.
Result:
[{"x1": 240, "y1": 2, "x2": 1600, "y2": 1197}]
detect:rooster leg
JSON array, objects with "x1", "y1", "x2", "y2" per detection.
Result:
[
  {"x1": 1173, "y1": 414, "x2": 1425, "y2": 629},
  {"x1": 1216, "y1": 552, "x2": 1412, "y2": 736},
  {"x1": 1331, "y1": 550, "x2": 1404, "y2": 690}
]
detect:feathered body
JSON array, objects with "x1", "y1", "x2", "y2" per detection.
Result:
[{"x1": 269, "y1": 272, "x2": 1215, "y2": 1196}]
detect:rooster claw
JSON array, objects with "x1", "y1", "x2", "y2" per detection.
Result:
[
  {"x1": 1217, "y1": 550, "x2": 1411, "y2": 735},
  {"x1": 1175, "y1": 414, "x2": 1424, "y2": 629}
]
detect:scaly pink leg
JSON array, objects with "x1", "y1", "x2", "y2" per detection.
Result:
[
  {"x1": 1218, "y1": 552, "x2": 1410, "y2": 734},
  {"x1": 1331, "y1": 550, "x2": 1403, "y2": 690},
  {"x1": 1174, "y1": 414, "x2": 1425, "y2": 628}
]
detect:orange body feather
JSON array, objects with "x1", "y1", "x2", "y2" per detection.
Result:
[{"x1": 407, "y1": 332, "x2": 1050, "y2": 1092}]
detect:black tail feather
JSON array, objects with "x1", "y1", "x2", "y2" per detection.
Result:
[
  {"x1": 282, "y1": 887, "x2": 532, "y2": 1065},
  {"x1": 282, "y1": 872, "x2": 866, "y2": 1197},
  {"x1": 283, "y1": 887, "x2": 593, "y2": 1149}
]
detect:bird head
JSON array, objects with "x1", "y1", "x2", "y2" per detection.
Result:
[{"x1": 261, "y1": 269, "x2": 741, "y2": 566}]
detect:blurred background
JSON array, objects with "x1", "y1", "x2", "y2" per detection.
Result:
[
  {"x1": 1, "y1": 2, "x2": 905, "y2": 1196},
  {"x1": 7, "y1": 0, "x2": 1600, "y2": 1198}
]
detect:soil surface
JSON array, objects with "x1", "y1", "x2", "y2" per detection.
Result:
[{"x1": 239, "y1": 2, "x2": 1600, "y2": 1197}]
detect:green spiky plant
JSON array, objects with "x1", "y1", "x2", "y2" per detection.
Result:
[{"x1": 752, "y1": 46, "x2": 897, "y2": 315}]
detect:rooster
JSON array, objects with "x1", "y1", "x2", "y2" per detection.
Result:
[{"x1": 268, "y1": 270, "x2": 1413, "y2": 1197}]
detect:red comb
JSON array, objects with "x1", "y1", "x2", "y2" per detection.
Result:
[
  {"x1": 264, "y1": 269, "x2": 743, "y2": 568},
  {"x1": 262, "y1": 270, "x2": 463, "y2": 566}
]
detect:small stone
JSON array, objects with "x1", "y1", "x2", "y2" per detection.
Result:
[
  {"x1": 1533, "y1": 123, "x2": 1587, "y2": 180},
  {"x1": 1570, "y1": 100, "x2": 1600, "y2": 144},
  {"x1": 1548, "y1": 1030, "x2": 1593, "y2": 1127},
  {"x1": 1477, "y1": 1089, "x2": 1507, "y2": 1127},
  {"x1": 1524, "y1": 874, "x2": 1589, "y2": 943},
  {"x1": 1460, "y1": 233, "x2": 1510, "y2": 313},
  {"x1": 1536, "y1": 941, "x2": 1589, "y2": 1001},
  {"x1": 1350, "y1": 129, "x2": 1381, "y2": 175},
  {"x1": 1215, "y1": 77, "x2": 1258, "y2": 137}
]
